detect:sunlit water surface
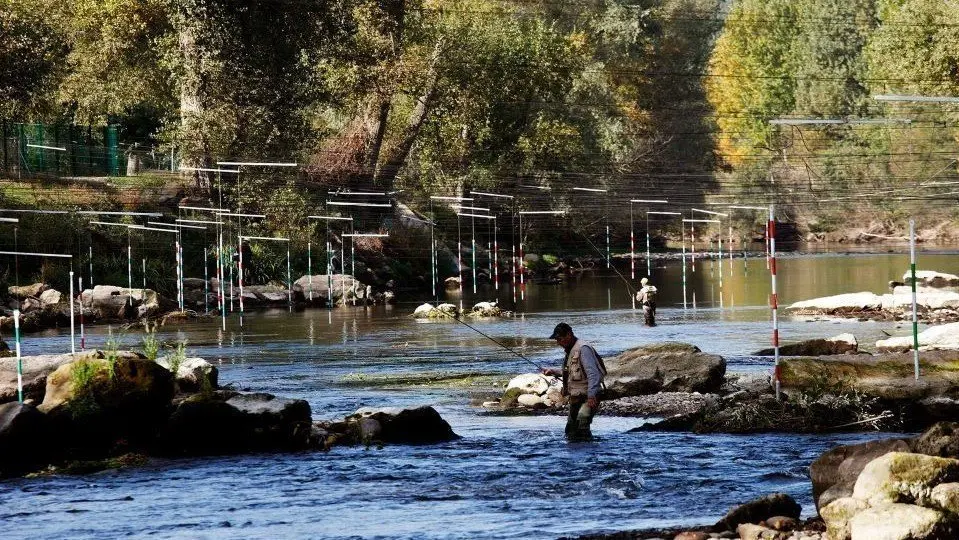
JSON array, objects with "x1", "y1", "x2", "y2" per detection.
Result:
[{"x1": 3, "y1": 252, "x2": 954, "y2": 538}]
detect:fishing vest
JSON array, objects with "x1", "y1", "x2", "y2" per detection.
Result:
[{"x1": 563, "y1": 339, "x2": 591, "y2": 397}]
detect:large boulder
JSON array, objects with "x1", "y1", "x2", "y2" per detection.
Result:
[
  {"x1": 343, "y1": 406, "x2": 460, "y2": 445},
  {"x1": 39, "y1": 356, "x2": 174, "y2": 452},
  {"x1": 155, "y1": 356, "x2": 218, "y2": 393},
  {"x1": 914, "y1": 422, "x2": 959, "y2": 458},
  {"x1": 853, "y1": 452, "x2": 959, "y2": 507},
  {"x1": 239, "y1": 284, "x2": 292, "y2": 306},
  {"x1": 905, "y1": 271, "x2": 959, "y2": 288},
  {"x1": 850, "y1": 503, "x2": 953, "y2": 540},
  {"x1": 779, "y1": 351, "x2": 959, "y2": 400},
  {"x1": 158, "y1": 391, "x2": 312, "y2": 455},
  {"x1": 7, "y1": 283, "x2": 48, "y2": 299},
  {"x1": 1, "y1": 353, "x2": 79, "y2": 403},
  {"x1": 877, "y1": 323, "x2": 959, "y2": 352},
  {"x1": 0, "y1": 350, "x2": 147, "y2": 404},
  {"x1": 292, "y1": 274, "x2": 363, "y2": 306},
  {"x1": 81, "y1": 285, "x2": 173, "y2": 320},
  {"x1": 603, "y1": 342, "x2": 726, "y2": 397},
  {"x1": 819, "y1": 453, "x2": 959, "y2": 540},
  {"x1": 712, "y1": 493, "x2": 801, "y2": 532},
  {"x1": 753, "y1": 333, "x2": 858, "y2": 356},
  {"x1": 0, "y1": 402, "x2": 55, "y2": 477},
  {"x1": 38, "y1": 288, "x2": 65, "y2": 308},
  {"x1": 810, "y1": 437, "x2": 913, "y2": 511}
]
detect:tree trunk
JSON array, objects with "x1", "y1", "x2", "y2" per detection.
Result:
[
  {"x1": 177, "y1": 16, "x2": 212, "y2": 192},
  {"x1": 358, "y1": 0, "x2": 406, "y2": 183},
  {"x1": 374, "y1": 39, "x2": 444, "y2": 189}
]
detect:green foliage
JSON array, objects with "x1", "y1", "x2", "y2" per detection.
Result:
[
  {"x1": 0, "y1": 0, "x2": 67, "y2": 119},
  {"x1": 141, "y1": 322, "x2": 160, "y2": 362},
  {"x1": 104, "y1": 327, "x2": 121, "y2": 380},
  {"x1": 703, "y1": 0, "x2": 959, "y2": 229},
  {"x1": 69, "y1": 358, "x2": 104, "y2": 418},
  {"x1": 70, "y1": 358, "x2": 100, "y2": 392},
  {"x1": 167, "y1": 339, "x2": 187, "y2": 376}
]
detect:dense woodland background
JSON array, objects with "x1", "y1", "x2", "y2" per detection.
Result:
[{"x1": 2, "y1": 0, "x2": 959, "y2": 288}]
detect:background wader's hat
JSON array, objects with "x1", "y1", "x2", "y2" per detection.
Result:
[{"x1": 549, "y1": 322, "x2": 573, "y2": 339}]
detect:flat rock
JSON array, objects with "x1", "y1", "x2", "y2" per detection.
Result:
[
  {"x1": 779, "y1": 351, "x2": 959, "y2": 400},
  {"x1": 876, "y1": 322, "x2": 959, "y2": 352},
  {"x1": 904, "y1": 270, "x2": 959, "y2": 288},
  {"x1": 753, "y1": 333, "x2": 858, "y2": 356}
]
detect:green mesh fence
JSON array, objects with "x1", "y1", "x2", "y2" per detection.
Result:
[{"x1": 2, "y1": 121, "x2": 121, "y2": 177}]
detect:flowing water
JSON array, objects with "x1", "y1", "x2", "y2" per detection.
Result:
[{"x1": 3, "y1": 252, "x2": 958, "y2": 539}]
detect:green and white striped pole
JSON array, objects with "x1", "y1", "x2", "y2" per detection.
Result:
[
  {"x1": 681, "y1": 222, "x2": 688, "y2": 309},
  {"x1": 911, "y1": 220, "x2": 919, "y2": 380},
  {"x1": 203, "y1": 247, "x2": 209, "y2": 313},
  {"x1": 14, "y1": 309, "x2": 22, "y2": 403}
]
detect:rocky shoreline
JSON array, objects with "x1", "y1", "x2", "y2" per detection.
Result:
[
  {"x1": 0, "y1": 275, "x2": 394, "y2": 338},
  {"x1": 0, "y1": 349, "x2": 458, "y2": 479},
  {"x1": 787, "y1": 270, "x2": 959, "y2": 324}
]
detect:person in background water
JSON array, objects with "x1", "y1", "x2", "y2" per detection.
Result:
[
  {"x1": 636, "y1": 277, "x2": 658, "y2": 327},
  {"x1": 542, "y1": 323, "x2": 605, "y2": 442}
]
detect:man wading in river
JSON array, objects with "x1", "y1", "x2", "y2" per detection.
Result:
[
  {"x1": 636, "y1": 277, "x2": 658, "y2": 327},
  {"x1": 542, "y1": 323, "x2": 606, "y2": 442}
]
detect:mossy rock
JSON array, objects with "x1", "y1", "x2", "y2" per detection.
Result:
[
  {"x1": 853, "y1": 452, "x2": 959, "y2": 507},
  {"x1": 780, "y1": 351, "x2": 959, "y2": 400},
  {"x1": 39, "y1": 356, "x2": 174, "y2": 454},
  {"x1": 500, "y1": 387, "x2": 528, "y2": 408}
]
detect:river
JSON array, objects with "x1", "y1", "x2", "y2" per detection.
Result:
[{"x1": 2, "y1": 252, "x2": 956, "y2": 538}]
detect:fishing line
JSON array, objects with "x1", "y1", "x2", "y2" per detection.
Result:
[
  {"x1": 450, "y1": 314, "x2": 545, "y2": 371},
  {"x1": 571, "y1": 222, "x2": 637, "y2": 298}
]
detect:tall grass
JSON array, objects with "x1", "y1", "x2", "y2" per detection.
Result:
[{"x1": 141, "y1": 322, "x2": 160, "y2": 361}]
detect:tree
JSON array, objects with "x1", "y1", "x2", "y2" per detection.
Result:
[{"x1": 0, "y1": 0, "x2": 66, "y2": 120}]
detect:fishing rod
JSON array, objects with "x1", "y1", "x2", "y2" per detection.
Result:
[
  {"x1": 451, "y1": 313, "x2": 546, "y2": 371},
  {"x1": 572, "y1": 222, "x2": 637, "y2": 298}
]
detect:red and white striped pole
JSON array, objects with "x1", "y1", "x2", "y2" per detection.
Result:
[
  {"x1": 765, "y1": 220, "x2": 771, "y2": 270},
  {"x1": 512, "y1": 238, "x2": 517, "y2": 305},
  {"x1": 238, "y1": 235, "x2": 245, "y2": 327},
  {"x1": 769, "y1": 204, "x2": 780, "y2": 399}
]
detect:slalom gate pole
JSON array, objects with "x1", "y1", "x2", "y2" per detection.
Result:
[
  {"x1": 631, "y1": 206, "x2": 636, "y2": 310},
  {"x1": 14, "y1": 309, "x2": 22, "y2": 402},
  {"x1": 769, "y1": 205, "x2": 780, "y2": 400},
  {"x1": 911, "y1": 220, "x2": 919, "y2": 380},
  {"x1": 69, "y1": 270, "x2": 76, "y2": 355},
  {"x1": 79, "y1": 276, "x2": 85, "y2": 349}
]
